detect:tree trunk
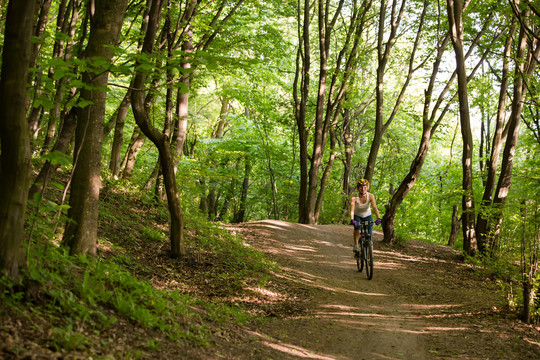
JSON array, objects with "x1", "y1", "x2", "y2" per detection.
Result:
[
  {"x1": 173, "y1": 30, "x2": 193, "y2": 169},
  {"x1": 294, "y1": 0, "x2": 311, "y2": 224},
  {"x1": 490, "y1": 7, "x2": 540, "y2": 247},
  {"x1": 26, "y1": 0, "x2": 52, "y2": 139},
  {"x1": 0, "y1": 0, "x2": 36, "y2": 278},
  {"x1": 301, "y1": 0, "x2": 373, "y2": 224},
  {"x1": 379, "y1": 0, "x2": 442, "y2": 243},
  {"x1": 364, "y1": 0, "x2": 407, "y2": 183},
  {"x1": 447, "y1": 0, "x2": 477, "y2": 256},
  {"x1": 232, "y1": 158, "x2": 251, "y2": 223},
  {"x1": 28, "y1": 107, "x2": 78, "y2": 199},
  {"x1": 131, "y1": 0, "x2": 185, "y2": 258},
  {"x1": 63, "y1": 0, "x2": 128, "y2": 255},
  {"x1": 121, "y1": 127, "x2": 146, "y2": 179},
  {"x1": 41, "y1": 0, "x2": 82, "y2": 154},
  {"x1": 109, "y1": 89, "x2": 131, "y2": 177},
  {"x1": 382, "y1": 130, "x2": 431, "y2": 243},
  {"x1": 476, "y1": 20, "x2": 516, "y2": 254},
  {"x1": 314, "y1": 126, "x2": 338, "y2": 223},
  {"x1": 448, "y1": 205, "x2": 460, "y2": 247}
]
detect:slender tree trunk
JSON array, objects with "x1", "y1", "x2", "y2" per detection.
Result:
[
  {"x1": 131, "y1": 0, "x2": 185, "y2": 258},
  {"x1": 447, "y1": 0, "x2": 477, "y2": 256},
  {"x1": 28, "y1": 107, "x2": 78, "y2": 199},
  {"x1": 375, "y1": 0, "x2": 436, "y2": 243},
  {"x1": 314, "y1": 126, "x2": 337, "y2": 223},
  {"x1": 490, "y1": 10, "x2": 540, "y2": 246},
  {"x1": 173, "y1": 30, "x2": 193, "y2": 169},
  {"x1": 63, "y1": 0, "x2": 128, "y2": 255},
  {"x1": 341, "y1": 103, "x2": 353, "y2": 219},
  {"x1": 0, "y1": 0, "x2": 36, "y2": 278},
  {"x1": 476, "y1": 21, "x2": 516, "y2": 253},
  {"x1": 364, "y1": 0, "x2": 407, "y2": 183},
  {"x1": 200, "y1": 96, "x2": 231, "y2": 218},
  {"x1": 383, "y1": 129, "x2": 431, "y2": 243},
  {"x1": 26, "y1": 0, "x2": 52, "y2": 138},
  {"x1": 212, "y1": 96, "x2": 229, "y2": 139},
  {"x1": 41, "y1": 0, "x2": 82, "y2": 154},
  {"x1": 303, "y1": 0, "x2": 373, "y2": 224},
  {"x1": 121, "y1": 127, "x2": 146, "y2": 179},
  {"x1": 232, "y1": 158, "x2": 251, "y2": 223},
  {"x1": 295, "y1": 0, "x2": 311, "y2": 224},
  {"x1": 109, "y1": 90, "x2": 131, "y2": 177},
  {"x1": 448, "y1": 205, "x2": 460, "y2": 247},
  {"x1": 304, "y1": 0, "x2": 334, "y2": 225}
]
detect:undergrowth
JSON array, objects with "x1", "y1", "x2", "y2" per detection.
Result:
[{"x1": 1, "y1": 180, "x2": 276, "y2": 358}]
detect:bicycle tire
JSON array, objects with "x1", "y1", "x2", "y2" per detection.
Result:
[
  {"x1": 364, "y1": 240, "x2": 373, "y2": 280},
  {"x1": 356, "y1": 255, "x2": 362, "y2": 272}
]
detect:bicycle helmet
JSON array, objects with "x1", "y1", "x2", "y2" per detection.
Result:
[{"x1": 356, "y1": 179, "x2": 369, "y2": 188}]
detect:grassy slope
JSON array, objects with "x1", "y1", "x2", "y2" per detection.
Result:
[{"x1": 0, "y1": 182, "x2": 300, "y2": 359}]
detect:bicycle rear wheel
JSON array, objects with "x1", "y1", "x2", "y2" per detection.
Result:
[{"x1": 364, "y1": 241, "x2": 373, "y2": 280}]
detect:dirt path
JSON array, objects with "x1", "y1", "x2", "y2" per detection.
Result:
[{"x1": 226, "y1": 220, "x2": 540, "y2": 360}]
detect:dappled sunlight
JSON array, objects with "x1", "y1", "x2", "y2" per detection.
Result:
[
  {"x1": 284, "y1": 244, "x2": 318, "y2": 252},
  {"x1": 227, "y1": 221, "x2": 540, "y2": 360},
  {"x1": 246, "y1": 330, "x2": 338, "y2": 360},
  {"x1": 261, "y1": 341, "x2": 336, "y2": 359},
  {"x1": 246, "y1": 286, "x2": 287, "y2": 301},
  {"x1": 523, "y1": 337, "x2": 540, "y2": 348},
  {"x1": 405, "y1": 304, "x2": 462, "y2": 310},
  {"x1": 424, "y1": 326, "x2": 472, "y2": 331},
  {"x1": 276, "y1": 274, "x2": 383, "y2": 296},
  {"x1": 274, "y1": 269, "x2": 390, "y2": 297}
]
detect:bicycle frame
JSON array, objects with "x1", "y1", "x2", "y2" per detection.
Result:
[{"x1": 356, "y1": 220, "x2": 374, "y2": 280}]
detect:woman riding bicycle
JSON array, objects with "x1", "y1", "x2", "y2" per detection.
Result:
[{"x1": 350, "y1": 179, "x2": 381, "y2": 255}]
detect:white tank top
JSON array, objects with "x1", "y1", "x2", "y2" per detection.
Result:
[{"x1": 354, "y1": 192, "x2": 371, "y2": 217}]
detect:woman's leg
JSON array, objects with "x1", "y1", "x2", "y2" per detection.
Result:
[{"x1": 353, "y1": 215, "x2": 362, "y2": 251}]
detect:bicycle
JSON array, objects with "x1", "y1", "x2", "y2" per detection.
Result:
[{"x1": 354, "y1": 220, "x2": 373, "y2": 280}]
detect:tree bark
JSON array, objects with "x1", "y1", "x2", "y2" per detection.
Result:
[
  {"x1": 298, "y1": 0, "x2": 372, "y2": 224},
  {"x1": 109, "y1": 90, "x2": 131, "y2": 177},
  {"x1": 131, "y1": 0, "x2": 185, "y2": 258},
  {"x1": 314, "y1": 125, "x2": 338, "y2": 223},
  {"x1": 0, "y1": 0, "x2": 36, "y2": 278},
  {"x1": 26, "y1": 0, "x2": 52, "y2": 139},
  {"x1": 294, "y1": 0, "x2": 312, "y2": 224},
  {"x1": 373, "y1": 0, "x2": 437, "y2": 243},
  {"x1": 447, "y1": 0, "x2": 477, "y2": 256},
  {"x1": 173, "y1": 29, "x2": 193, "y2": 169},
  {"x1": 476, "y1": 20, "x2": 517, "y2": 253},
  {"x1": 364, "y1": 0, "x2": 407, "y2": 183},
  {"x1": 121, "y1": 127, "x2": 146, "y2": 179},
  {"x1": 41, "y1": 0, "x2": 83, "y2": 154},
  {"x1": 490, "y1": 9, "x2": 540, "y2": 247},
  {"x1": 448, "y1": 205, "x2": 460, "y2": 247},
  {"x1": 62, "y1": 0, "x2": 128, "y2": 255},
  {"x1": 232, "y1": 158, "x2": 251, "y2": 223},
  {"x1": 28, "y1": 107, "x2": 78, "y2": 199}
]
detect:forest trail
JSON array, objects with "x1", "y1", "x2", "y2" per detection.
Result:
[{"x1": 225, "y1": 220, "x2": 540, "y2": 360}]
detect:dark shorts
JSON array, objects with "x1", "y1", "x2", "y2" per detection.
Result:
[{"x1": 354, "y1": 214, "x2": 373, "y2": 237}]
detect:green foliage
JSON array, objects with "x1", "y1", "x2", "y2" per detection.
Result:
[
  {"x1": 51, "y1": 324, "x2": 91, "y2": 352},
  {"x1": 2, "y1": 179, "x2": 279, "y2": 354},
  {"x1": 10, "y1": 0, "x2": 540, "y2": 339}
]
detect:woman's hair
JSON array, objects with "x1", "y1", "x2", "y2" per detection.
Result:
[{"x1": 356, "y1": 179, "x2": 369, "y2": 188}]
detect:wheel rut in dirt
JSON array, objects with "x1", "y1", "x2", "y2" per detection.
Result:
[{"x1": 228, "y1": 220, "x2": 540, "y2": 360}]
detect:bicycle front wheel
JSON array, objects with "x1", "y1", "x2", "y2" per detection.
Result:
[
  {"x1": 356, "y1": 250, "x2": 363, "y2": 272},
  {"x1": 364, "y1": 241, "x2": 373, "y2": 280}
]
